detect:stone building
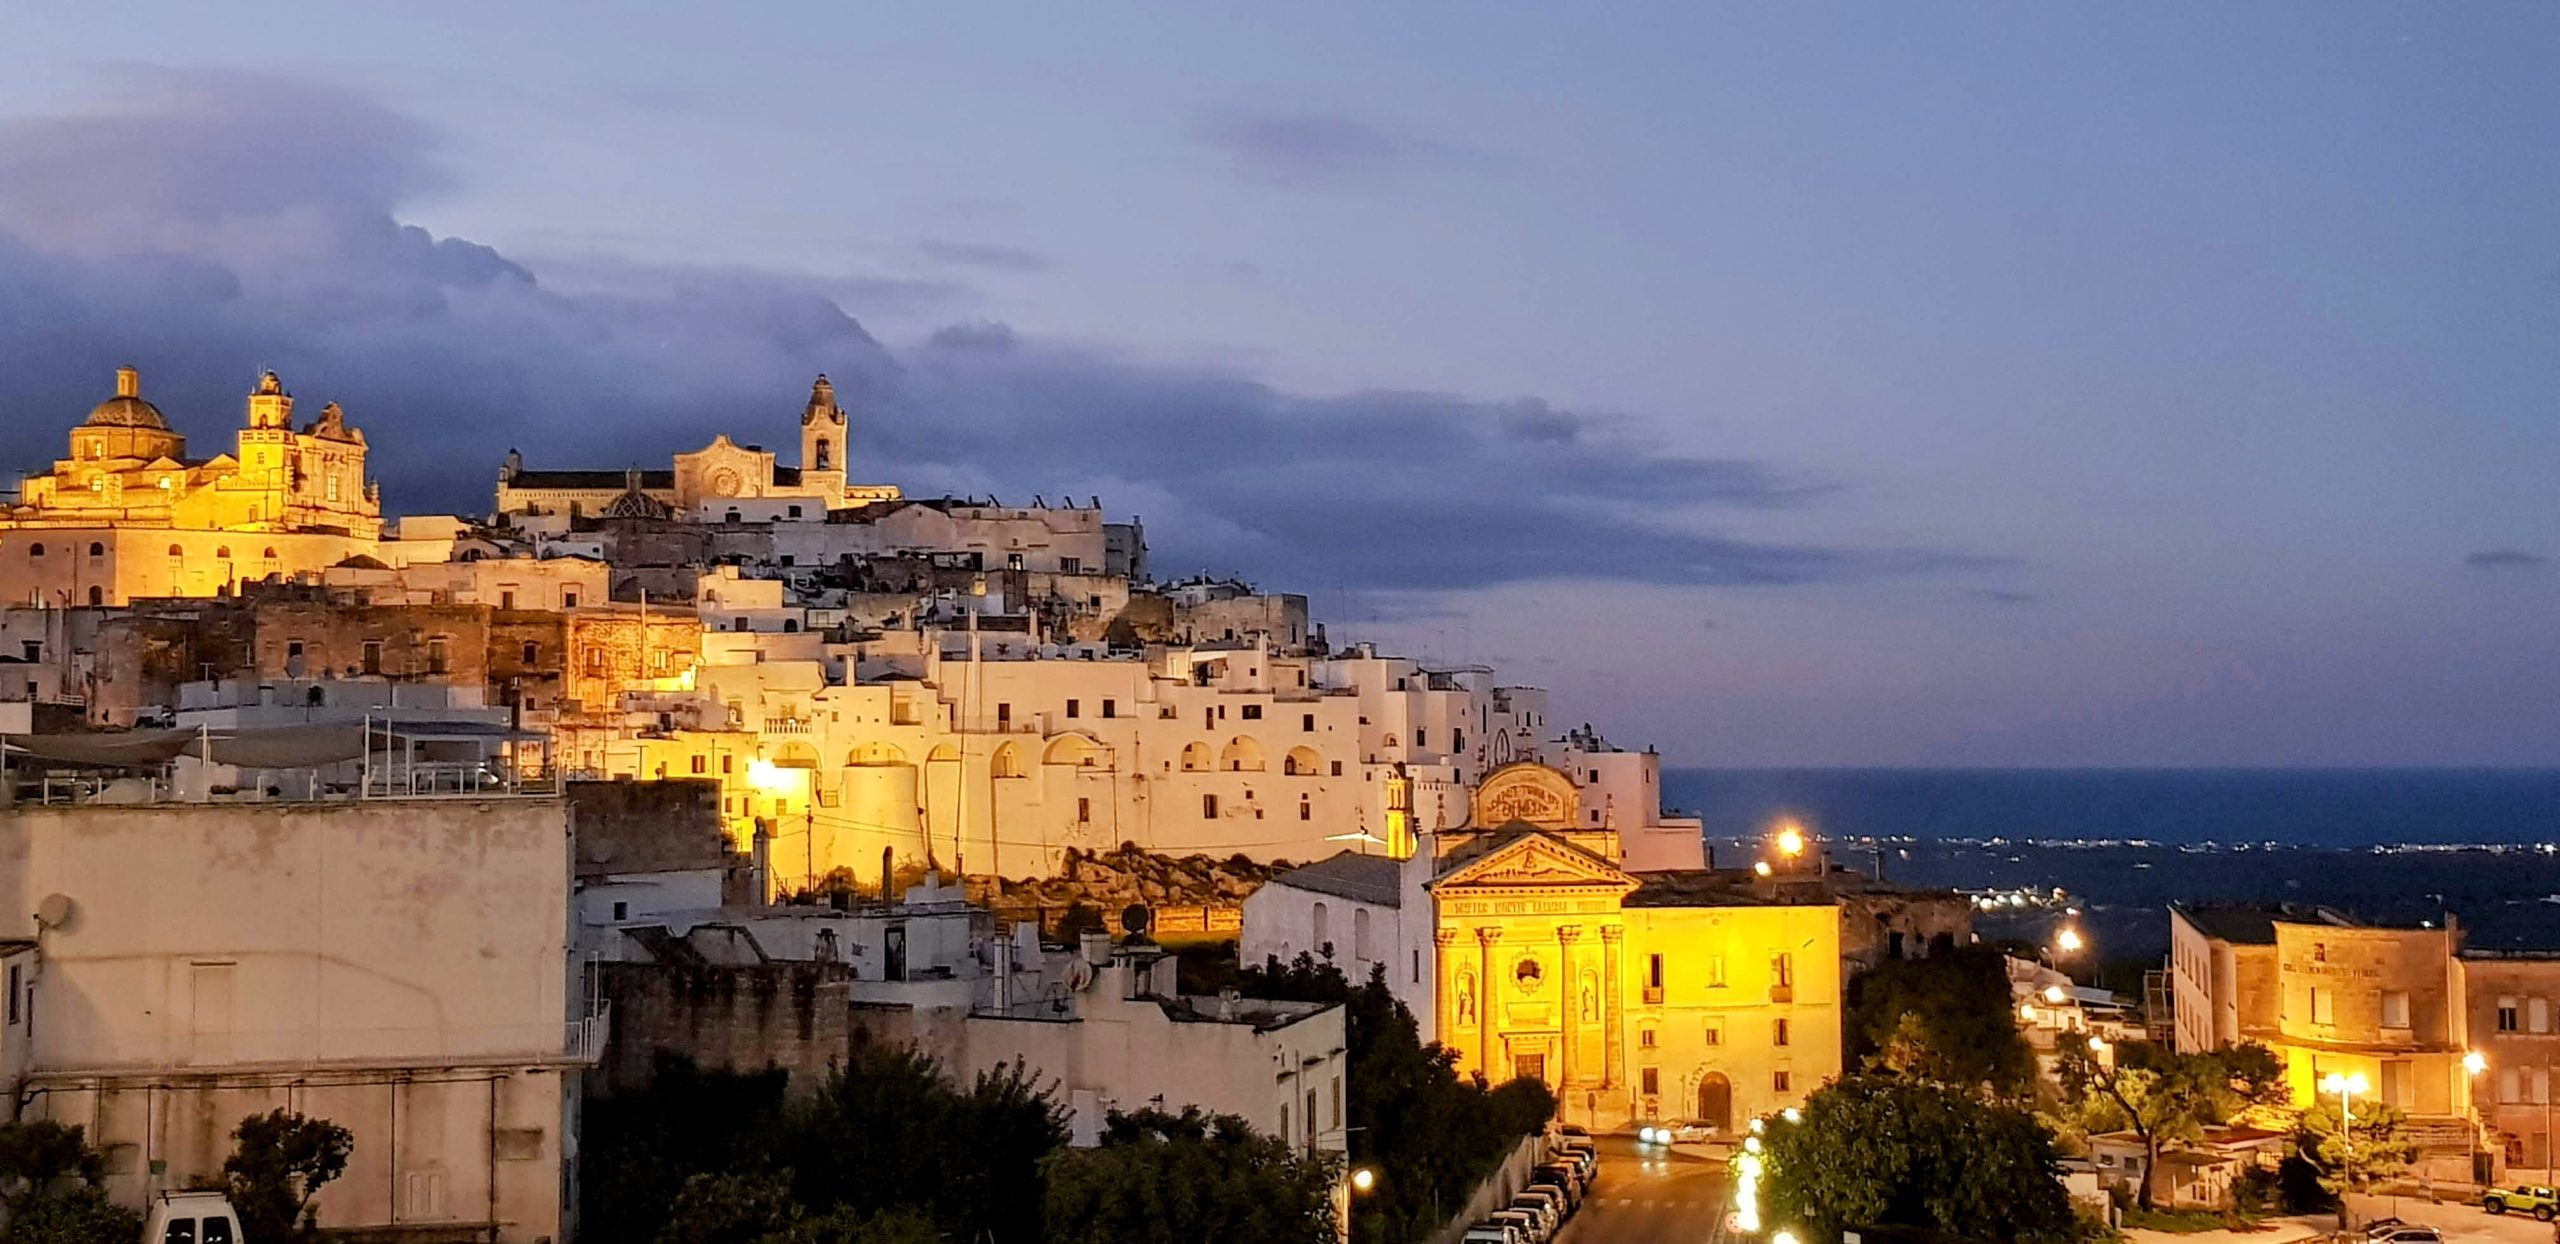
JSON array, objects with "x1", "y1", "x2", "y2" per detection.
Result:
[
  {"x1": 1, "y1": 799, "x2": 595, "y2": 1243},
  {"x1": 0, "y1": 368, "x2": 382, "y2": 606},
  {"x1": 495, "y1": 376, "x2": 899, "y2": 518}
]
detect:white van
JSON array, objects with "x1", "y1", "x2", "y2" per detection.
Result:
[{"x1": 142, "y1": 1190, "x2": 246, "y2": 1243}]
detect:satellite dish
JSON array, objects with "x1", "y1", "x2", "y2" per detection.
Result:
[
  {"x1": 33, "y1": 894, "x2": 71, "y2": 929},
  {"x1": 1066, "y1": 960, "x2": 1096, "y2": 992},
  {"x1": 1120, "y1": 904, "x2": 1152, "y2": 935}
]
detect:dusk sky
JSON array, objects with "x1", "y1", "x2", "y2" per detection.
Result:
[{"x1": 2, "y1": 4, "x2": 2553, "y2": 767}]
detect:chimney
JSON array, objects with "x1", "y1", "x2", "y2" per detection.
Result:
[
  {"x1": 1079, "y1": 930, "x2": 1111, "y2": 968},
  {"x1": 115, "y1": 366, "x2": 140, "y2": 398},
  {"x1": 992, "y1": 929, "x2": 1015, "y2": 1013}
]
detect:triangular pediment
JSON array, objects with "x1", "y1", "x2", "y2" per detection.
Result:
[{"x1": 1430, "y1": 832, "x2": 1635, "y2": 894}]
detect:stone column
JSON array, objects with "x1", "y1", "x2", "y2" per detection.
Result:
[
  {"x1": 1556, "y1": 924, "x2": 1583, "y2": 1091},
  {"x1": 1433, "y1": 928, "x2": 1460, "y2": 1049},
  {"x1": 1600, "y1": 925, "x2": 1626, "y2": 1090},
  {"x1": 1475, "y1": 926, "x2": 1504, "y2": 1077}
]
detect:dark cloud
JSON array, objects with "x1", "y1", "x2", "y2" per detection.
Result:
[
  {"x1": 0, "y1": 71, "x2": 1994, "y2": 596},
  {"x1": 1196, "y1": 109, "x2": 1485, "y2": 185},
  {"x1": 916, "y1": 238, "x2": 1053, "y2": 273},
  {"x1": 2467, "y1": 549, "x2": 2547, "y2": 570}
]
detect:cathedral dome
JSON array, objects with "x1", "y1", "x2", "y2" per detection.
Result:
[{"x1": 85, "y1": 367, "x2": 170, "y2": 430}]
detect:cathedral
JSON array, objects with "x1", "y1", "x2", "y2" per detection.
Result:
[{"x1": 0, "y1": 368, "x2": 382, "y2": 606}]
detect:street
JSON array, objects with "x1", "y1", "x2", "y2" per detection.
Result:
[{"x1": 1561, "y1": 1136, "x2": 1733, "y2": 1244}]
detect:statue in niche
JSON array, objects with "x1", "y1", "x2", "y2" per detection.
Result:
[
  {"x1": 1580, "y1": 975, "x2": 1598, "y2": 1022},
  {"x1": 1456, "y1": 973, "x2": 1477, "y2": 1025}
]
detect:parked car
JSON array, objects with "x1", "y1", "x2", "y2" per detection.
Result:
[
  {"x1": 144, "y1": 1191, "x2": 246, "y2": 1244},
  {"x1": 2364, "y1": 1229, "x2": 2441, "y2": 1244},
  {"x1": 1459, "y1": 1226, "x2": 1519, "y2": 1244},
  {"x1": 1554, "y1": 1146, "x2": 1596, "y2": 1187},
  {"x1": 2358, "y1": 1218, "x2": 2405, "y2": 1239},
  {"x1": 1530, "y1": 1163, "x2": 1582, "y2": 1209},
  {"x1": 1668, "y1": 1119, "x2": 1715, "y2": 1144},
  {"x1": 2487, "y1": 1185, "x2": 2560, "y2": 1221},
  {"x1": 1486, "y1": 1209, "x2": 1545, "y2": 1244},
  {"x1": 1514, "y1": 1184, "x2": 1568, "y2": 1228}
]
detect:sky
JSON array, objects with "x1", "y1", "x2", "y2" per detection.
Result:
[{"x1": 0, "y1": 4, "x2": 2553, "y2": 767}]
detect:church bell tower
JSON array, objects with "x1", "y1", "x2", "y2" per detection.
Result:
[{"x1": 798, "y1": 374, "x2": 848, "y2": 504}]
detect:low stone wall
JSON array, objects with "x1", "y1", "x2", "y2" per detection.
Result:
[{"x1": 1428, "y1": 1134, "x2": 1544, "y2": 1244}]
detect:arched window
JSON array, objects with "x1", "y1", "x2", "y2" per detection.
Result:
[
  {"x1": 1180, "y1": 742, "x2": 1211, "y2": 773},
  {"x1": 26, "y1": 543, "x2": 42, "y2": 559},
  {"x1": 262, "y1": 547, "x2": 278, "y2": 560},
  {"x1": 1219, "y1": 737, "x2": 1265, "y2": 773},
  {"x1": 1353, "y1": 908, "x2": 1372, "y2": 962},
  {"x1": 87, "y1": 542, "x2": 104, "y2": 558},
  {"x1": 214, "y1": 546, "x2": 230, "y2": 559},
  {"x1": 991, "y1": 743, "x2": 1026, "y2": 779},
  {"x1": 1311, "y1": 901, "x2": 1330, "y2": 952},
  {"x1": 167, "y1": 544, "x2": 184, "y2": 557},
  {"x1": 1044, "y1": 735, "x2": 1099, "y2": 768},
  {"x1": 85, "y1": 586, "x2": 102, "y2": 606},
  {"x1": 783, "y1": 619, "x2": 800, "y2": 633},
  {"x1": 1284, "y1": 746, "x2": 1322, "y2": 777},
  {"x1": 815, "y1": 438, "x2": 833, "y2": 469}
]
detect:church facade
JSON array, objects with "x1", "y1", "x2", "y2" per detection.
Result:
[
  {"x1": 1245, "y1": 762, "x2": 1841, "y2": 1133},
  {"x1": 494, "y1": 376, "x2": 900, "y2": 520},
  {"x1": 0, "y1": 368, "x2": 382, "y2": 607}
]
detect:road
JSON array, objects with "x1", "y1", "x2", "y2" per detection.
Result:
[{"x1": 1563, "y1": 1135, "x2": 1732, "y2": 1244}]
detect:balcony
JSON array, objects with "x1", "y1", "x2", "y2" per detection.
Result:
[
  {"x1": 1642, "y1": 985, "x2": 1664, "y2": 1006},
  {"x1": 1769, "y1": 984, "x2": 1793, "y2": 1004},
  {"x1": 564, "y1": 1001, "x2": 613, "y2": 1065},
  {"x1": 761, "y1": 717, "x2": 814, "y2": 735}
]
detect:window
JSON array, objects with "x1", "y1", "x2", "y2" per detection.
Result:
[
  {"x1": 2310, "y1": 987, "x2": 2334, "y2": 1026},
  {"x1": 723, "y1": 756, "x2": 735, "y2": 774},
  {"x1": 2499, "y1": 996, "x2": 2520, "y2": 1032},
  {"x1": 2313, "y1": 943, "x2": 2327, "y2": 963},
  {"x1": 1773, "y1": 1071, "x2": 1792, "y2": 1094},
  {"x1": 2381, "y1": 990, "x2": 2411, "y2": 1029},
  {"x1": 1771, "y1": 953, "x2": 1794, "y2": 988},
  {"x1": 1076, "y1": 797, "x2": 1091, "y2": 824},
  {"x1": 1242, "y1": 704, "x2": 1262, "y2": 720},
  {"x1": 1639, "y1": 1027, "x2": 1657, "y2": 1049},
  {"x1": 997, "y1": 702, "x2": 1011, "y2": 726},
  {"x1": 1452, "y1": 728, "x2": 1464, "y2": 752},
  {"x1": 362, "y1": 641, "x2": 382, "y2": 675},
  {"x1": 1065, "y1": 699, "x2": 1080, "y2": 718},
  {"x1": 261, "y1": 547, "x2": 277, "y2": 560},
  {"x1": 2535, "y1": 997, "x2": 2553, "y2": 1034},
  {"x1": 1203, "y1": 794, "x2": 1219, "y2": 819},
  {"x1": 213, "y1": 546, "x2": 226, "y2": 559},
  {"x1": 612, "y1": 901, "x2": 628, "y2": 921},
  {"x1": 788, "y1": 505, "x2": 803, "y2": 518},
  {"x1": 563, "y1": 590, "x2": 579, "y2": 608},
  {"x1": 1413, "y1": 949, "x2": 1421, "y2": 984},
  {"x1": 87, "y1": 541, "x2": 103, "y2": 558},
  {"x1": 5, "y1": 964, "x2": 16, "y2": 1023},
  {"x1": 1648, "y1": 953, "x2": 1664, "y2": 989},
  {"x1": 1774, "y1": 1018, "x2": 1791, "y2": 1047},
  {"x1": 1641, "y1": 1067, "x2": 1659, "y2": 1095},
  {"x1": 523, "y1": 642, "x2": 540, "y2": 664},
  {"x1": 24, "y1": 543, "x2": 40, "y2": 559},
  {"x1": 169, "y1": 544, "x2": 183, "y2": 557},
  {"x1": 86, "y1": 586, "x2": 101, "y2": 606},
  {"x1": 1102, "y1": 698, "x2": 1117, "y2": 719},
  {"x1": 1303, "y1": 713, "x2": 1316, "y2": 732},
  {"x1": 2501, "y1": 1067, "x2": 2522, "y2": 1104},
  {"x1": 500, "y1": 590, "x2": 517, "y2": 610},
  {"x1": 1702, "y1": 1022, "x2": 1722, "y2": 1047},
  {"x1": 691, "y1": 755, "x2": 707, "y2": 775},
  {"x1": 426, "y1": 638, "x2": 450, "y2": 675},
  {"x1": 1706, "y1": 954, "x2": 1727, "y2": 988},
  {"x1": 1299, "y1": 798, "x2": 1311, "y2": 821},
  {"x1": 1413, "y1": 729, "x2": 1425, "y2": 748}
]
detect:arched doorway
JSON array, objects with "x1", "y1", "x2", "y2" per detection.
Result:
[{"x1": 1696, "y1": 1072, "x2": 1732, "y2": 1131}]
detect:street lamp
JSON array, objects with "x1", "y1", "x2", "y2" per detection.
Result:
[
  {"x1": 1775, "y1": 822, "x2": 1806, "y2": 860},
  {"x1": 1348, "y1": 1166, "x2": 1377, "y2": 1194},
  {"x1": 2463, "y1": 1052, "x2": 2487, "y2": 1188},
  {"x1": 2055, "y1": 925, "x2": 2085, "y2": 955},
  {"x1": 2322, "y1": 1071, "x2": 2370, "y2": 1180}
]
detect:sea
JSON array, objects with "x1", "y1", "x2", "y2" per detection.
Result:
[{"x1": 1660, "y1": 768, "x2": 2560, "y2": 964}]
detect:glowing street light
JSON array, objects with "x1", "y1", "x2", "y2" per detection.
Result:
[
  {"x1": 1753, "y1": 861, "x2": 1773, "y2": 877},
  {"x1": 1775, "y1": 822, "x2": 1806, "y2": 859},
  {"x1": 2019, "y1": 1001, "x2": 2037, "y2": 1021},
  {"x1": 2043, "y1": 984, "x2": 2068, "y2": 1004},
  {"x1": 2464, "y1": 1050, "x2": 2488, "y2": 1077},
  {"x1": 1781, "y1": 1107, "x2": 1802, "y2": 1124},
  {"x1": 2054, "y1": 926, "x2": 2086, "y2": 955},
  {"x1": 2321, "y1": 1071, "x2": 2370, "y2": 1172},
  {"x1": 1348, "y1": 1166, "x2": 1377, "y2": 1194}
]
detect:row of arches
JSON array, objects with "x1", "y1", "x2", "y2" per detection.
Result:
[
  {"x1": 762, "y1": 736, "x2": 1329, "y2": 778},
  {"x1": 17, "y1": 542, "x2": 278, "y2": 560}
]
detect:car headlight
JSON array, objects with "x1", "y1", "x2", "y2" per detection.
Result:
[{"x1": 1637, "y1": 1126, "x2": 1654, "y2": 1143}]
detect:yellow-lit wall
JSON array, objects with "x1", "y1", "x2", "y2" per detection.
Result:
[{"x1": 1622, "y1": 902, "x2": 1842, "y2": 1128}]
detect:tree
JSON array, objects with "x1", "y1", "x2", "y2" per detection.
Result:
[
  {"x1": 1042, "y1": 1108, "x2": 1339, "y2": 1244},
  {"x1": 1845, "y1": 945, "x2": 2037, "y2": 1095},
  {"x1": 777, "y1": 1044, "x2": 1068, "y2": 1244},
  {"x1": 1762, "y1": 1076, "x2": 2085, "y2": 1244},
  {"x1": 656, "y1": 1171, "x2": 942, "y2": 1244},
  {"x1": 224, "y1": 1110, "x2": 354, "y2": 1243},
  {"x1": 583, "y1": 1055, "x2": 794, "y2": 1244},
  {"x1": 2055, "y1": 1037, "x2": 2283, "y2": 1210},
  {"x1": 2294, "y1": 1097, "x2": 2418, "y2": 1207},
  {"x1": 0, "y1": 1120, "x2": 141, "y2": 1244}
]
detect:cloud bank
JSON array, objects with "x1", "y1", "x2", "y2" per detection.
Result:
[{"x1": 0, "y1": 71, "x2": 1982, "y2": 595}]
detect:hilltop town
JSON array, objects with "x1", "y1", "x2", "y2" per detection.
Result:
[{"x1": 3, "y1": 368, "x2": 2554, "y2": 1244}]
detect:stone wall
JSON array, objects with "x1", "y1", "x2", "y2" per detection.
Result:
[{"x1": 594, "y1": 961, "x2": 858, "y2": 1098}]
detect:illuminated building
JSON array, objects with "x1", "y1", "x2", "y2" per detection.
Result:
[
  {"x1": 494, "y1": 375, "x2": 901, "y2": 519},
  {"x1": 0, "y1": 367, "x2": 381, "y2": 606}
]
